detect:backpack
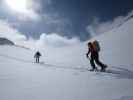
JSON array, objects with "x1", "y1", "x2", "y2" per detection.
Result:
[{"x1": 92, "y1": 40, "x2": 100, "y2": 52}]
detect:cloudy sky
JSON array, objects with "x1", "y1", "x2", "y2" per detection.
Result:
[{"x1": 0, "y1": 0, "x2": 133, "y2": 42}]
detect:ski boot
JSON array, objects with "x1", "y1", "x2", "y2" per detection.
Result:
[{"x1": 100, "y1": 64, "x2": 108, "y2": 72}]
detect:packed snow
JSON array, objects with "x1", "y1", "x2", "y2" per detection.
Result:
[{"x1": 0, "y1": 18, "x2": 133, "y2": 100}]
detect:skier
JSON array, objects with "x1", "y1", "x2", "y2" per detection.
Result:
[
  {"x1": 86, "y1": 40, "x2": 107, "y2": 71},
  {"x1": 34, "y1": 51, "x2": 41, "y2": 63}
]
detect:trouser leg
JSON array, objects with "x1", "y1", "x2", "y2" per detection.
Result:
[
  {"x1": 36, "y1": 58, "x2": 37, "y2": 63},
  {"x1": 38, "y1": 58, "x2": 39, "y2": 63},
  {"x1": 90, "y1": 55, "x2": 96, "y2": 70},
  {"x1": 36, "y1": 58, "x2": 38, "y2": 63},
  {"x1": 94, "y1": 53, "x2": 106, "y2": 70}
]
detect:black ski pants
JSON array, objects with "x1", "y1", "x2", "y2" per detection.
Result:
[
  {"x1": 90, "y1": 52, "x2": 105, "y2": 70},
  {"x1": 36, "y1": 57, "x2": 40, "y2": 63}
]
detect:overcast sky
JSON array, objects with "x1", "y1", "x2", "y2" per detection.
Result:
[{"x1": 0, "y1": 0, "x2": 133, "y2": 41}]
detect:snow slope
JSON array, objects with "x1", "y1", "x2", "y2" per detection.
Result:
[{"x1": 0, "y1": 18, "x2": 133, "y2": 100}]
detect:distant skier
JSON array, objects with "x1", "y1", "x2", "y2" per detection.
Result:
[
  {"x1": 34, "y1": 51, "x2": 41, "y2": 63},
  {"x1": 86, "y1": 40, "x2": 107, "y2": 71}
]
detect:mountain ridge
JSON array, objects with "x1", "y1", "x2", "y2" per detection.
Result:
[{"x1": 0, "y1": 37, "x2": 14, "y2": 45}]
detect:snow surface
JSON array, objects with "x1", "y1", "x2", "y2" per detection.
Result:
[{"x1": 0, "y1": 18, "x2": 133, "y2": 100}]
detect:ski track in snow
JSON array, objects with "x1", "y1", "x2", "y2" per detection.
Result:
[{"x1": 1, "y1": 52, "x2": 133, "y2": 80}]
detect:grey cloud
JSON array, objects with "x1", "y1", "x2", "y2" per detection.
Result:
[
  {"x1": 86, "y1": 10, "x2": 133, "y2": 37},
  {"x1": 0, "y1": 19, "x2": 26, "y2": 44},
  {"x1": 36, "y1": 33, "x2": 80, "y2": 48}
]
